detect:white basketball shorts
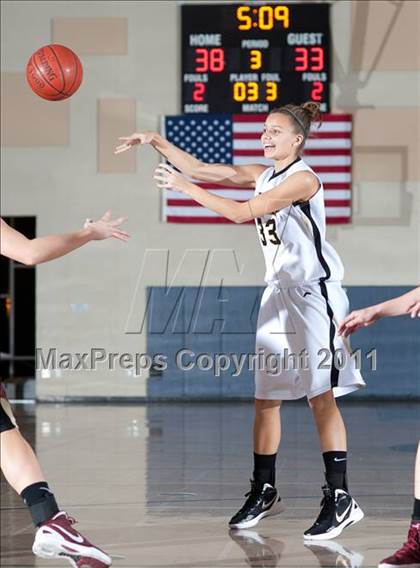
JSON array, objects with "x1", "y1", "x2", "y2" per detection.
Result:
[{"x1": 254, "y1": 281, "x2": 366, "y2": 400}]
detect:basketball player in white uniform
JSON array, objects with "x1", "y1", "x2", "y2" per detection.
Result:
[{"x1": 116, "y1": 102, "x2": 365, "y2": 540}]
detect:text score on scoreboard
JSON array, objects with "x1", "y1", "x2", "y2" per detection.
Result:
[{"x1": 182, "y1": 3, "x2": 331, "y2": 114}]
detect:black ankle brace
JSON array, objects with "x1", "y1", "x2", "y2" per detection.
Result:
[{"x1": 28, "y1": 494, "x2": 59, "y2": 526}]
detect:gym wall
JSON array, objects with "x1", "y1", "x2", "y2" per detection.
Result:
[{"x1": 1, "y1": 1, "x2": 419, "y2": 400}]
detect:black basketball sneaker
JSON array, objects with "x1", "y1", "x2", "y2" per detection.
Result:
[
  {"x1": 304, "y1": 485, "x2": 364, "y2": 540},
  {"x1": 229, "y1": 481, "x2": 283, "y2": 529}
]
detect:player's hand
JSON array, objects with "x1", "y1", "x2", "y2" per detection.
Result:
[
  {"x1": 84, "y1": 210, "x2": 130, "y2": 242},
  {"x1": 153, "y1": 163, "x2": 192, "y2": 193},
  {"x1": 338, "y1": 306, "x2": 380, "y2": 337},
  {"x1": 114, "y1": 131, "x2": 156, "y2": 154},
  {"x1": 409, "y1": 301, "x2": 420, "y2": 318}
]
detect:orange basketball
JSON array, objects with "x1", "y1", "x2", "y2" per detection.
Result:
[{"x1": 26, "y1": 44, "x2": 83, "y2": 101}]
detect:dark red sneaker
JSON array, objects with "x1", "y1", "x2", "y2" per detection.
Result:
[
  {"x1": 378, "y1": 521, "x2": 420, "y2": 567},
  {"x1": 32, "y1": 511, "x2": 112, "y2": 567}
]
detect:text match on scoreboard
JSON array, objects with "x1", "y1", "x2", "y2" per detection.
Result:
[{"x1": 182, "y1": 3, "x2": 331, "y2": 114}]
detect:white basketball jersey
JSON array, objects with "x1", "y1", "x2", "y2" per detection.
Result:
[{"x1": 254, "y1": 157, "x2": 344, "y2": 286}]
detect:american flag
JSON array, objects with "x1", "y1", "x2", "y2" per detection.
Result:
[{"x1": 162, "y1": 114, "x2": 352, "y2": 224}]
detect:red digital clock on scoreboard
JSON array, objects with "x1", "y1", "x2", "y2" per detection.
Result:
[{"x1": 182, "y1": 3, "x2": 330, "y2": 114}]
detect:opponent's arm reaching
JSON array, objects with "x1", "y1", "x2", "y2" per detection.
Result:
[
  {"x1": 0, "y1": 211, "x2": 129, "y2": 266},
  {"x1": 338, "y1": 287, "x2": 420, "y2": 337},
  {"x1": 114, "y1": 131, "x2": 265, "y2": 187}
]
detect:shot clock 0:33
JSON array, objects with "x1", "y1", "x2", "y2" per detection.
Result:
[{"x1": 181, "y1": 3, "x2": 331, "y2": 114}]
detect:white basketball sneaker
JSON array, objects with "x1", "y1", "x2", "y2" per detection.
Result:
[{"x1": 32, "y1": 511, "x2": 112, "y2": 568}]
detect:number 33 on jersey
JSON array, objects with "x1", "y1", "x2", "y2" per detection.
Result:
[{"x1": 257, "y1": 217, "x2": 281, "y2": 246}]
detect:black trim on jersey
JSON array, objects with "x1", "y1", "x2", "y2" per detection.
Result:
[
  {"x1": 299, "y1": 201, "x2": 339, "y2": 389},
  {"x1": 269, "y1": 157, "x2": 301, "y2": 181},
  {"x1": 299, "y1": 202, "x2": 331, "y2": 280},
  {"x1": 319, "y1": 281, "x2": 339, "y2": 389}
]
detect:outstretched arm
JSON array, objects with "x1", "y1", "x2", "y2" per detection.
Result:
[
  {"x1": 338, "y1": 287, "x2": 420, "y2": 337},
  {"x1": 0, "y1": 211, "x2": 129, "y2": 266},
  {"x1": 115, "y1": 131, "x2": 265, "y2": 187},
  {"x1": 153, "y1": 164, "x2": 318, "y2": 224}
]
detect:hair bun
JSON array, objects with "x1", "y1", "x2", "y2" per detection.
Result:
[{"x1": 301, "y1": 101, "x2": 322, "y2": 123}]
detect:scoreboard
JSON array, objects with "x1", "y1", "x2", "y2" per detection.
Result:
[{"x1": 181, "y1": 3, "x2": 331, "y2": 114}]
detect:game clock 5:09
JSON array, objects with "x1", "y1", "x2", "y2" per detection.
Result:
[{"x1": 182, "y1": 3, "x2": 331, "y2": 114}]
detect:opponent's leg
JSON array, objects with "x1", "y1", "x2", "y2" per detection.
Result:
[
  {"x1": 0, "y1": 397, "x2": 112, "y2": 568},
  {"x1": 303, "y1": 391, "x2": 364, "y2": 540},
  {"x1": 378, "y1": 441, "x2": 420, "y2": 567},
  {"x1": 229, "y1": 399, "x2": 283, "y2": 529},
  {"x1": 1, "y1": 428, "x2": 47, "y2": 493}
]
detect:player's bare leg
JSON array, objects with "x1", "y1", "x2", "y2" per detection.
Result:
[
  {"x1": 309, "y1": 390, "x2": 346, "y2": 452},
  {"x1": 253, "y1": 399, "x2": 281, "y2": 455},
  {"x1": 1, "y1": 429, "x2": 45, "y2": 494}
]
